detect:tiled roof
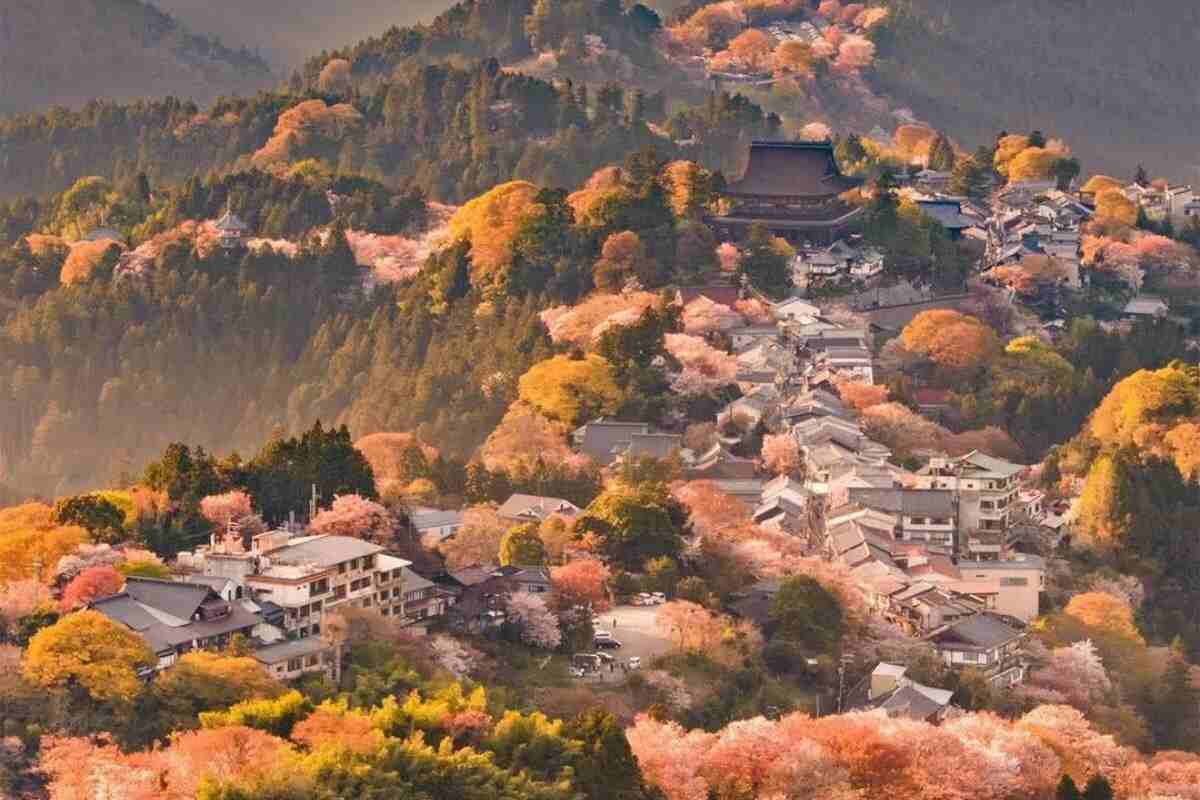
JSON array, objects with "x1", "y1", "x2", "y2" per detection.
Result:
[{"x1": 265, "y1": 535, "x2": 383, "y2": 568}]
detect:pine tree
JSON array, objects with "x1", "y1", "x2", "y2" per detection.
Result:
[
  {"x1": 1081, "y1": 775, "x2": 1113, "y2": 800},
  {"x1": 737, "y1": 223, "x2": 791, "y2": 299},
  {"x1": 927, "y1": 132, "x2": 956, "y2": 171},
  {"x1": 1055, "y1": 775, "x2": 1082, "y2": 800}
]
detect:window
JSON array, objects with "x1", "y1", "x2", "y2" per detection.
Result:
[
  {"x1": 310, "y1": 600, "x2": 322, "y2": 612},
  {"x1": 909, "y1": 516, "x2": 926, "y2": 525},
  {"x1": 392, "y1": 568, "x2": 403, "y2": 580},
  {"x1": 305, "y1": 654, "x2": 318, "y2": 667},
  {"x1": 309, "y1": 579, "x2": 329, "y2": 596},
  {"x1": 380, "y1": 607, "x2": 390, "y2": 616},
  {"x1": 310, "y1": 623, "x2": 320, "y2": 635},
  {"x1": 338, "y1": 562, "x2": 347, "y2": 574},
  {"x1": 333, "y1": 585, "x2": 347, "y2": 600},
  {"x1": 999, "y1": 577, "x2": 1028, "y2": 587},
  {"x1": 362, "y1": 597, "x2": 372, "y2": 608},
  {"x1": 287, "y1": 658, "x2": 302, "y2": 672},
  {"x1": 362, "y1": 555, "x2": 374, "y2": 569}
]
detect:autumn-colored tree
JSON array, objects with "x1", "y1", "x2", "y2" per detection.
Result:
[
  {"x1": 1082, "y1": 175, "x2": 1122, "y2": 195},
  {"x1": 1091, "y1": 365, "x2": 1199, "y2": 448},
  {"x1": 900, "y1": 309, "x2": 1000, "y2": 370},
  {"x1": 354, "y1": 432, "x2": 440, "y2": 496},
  {"x1": 24, "y1": 610, "x2": 155, "y2": 702},
  {"x1": 293, "y1": 700, "x2": 385, "y2": 754},
  {"x1": 1075, "y1": 454, "x2": 1129, "y2": 551},
  {"x1": 309, "y1": 493, "x2": 392, "y2": 542},
  {"x1": 316, "y1": 58, "x2": 351, "y2": 93},
  {"x1": 517, "y1": 354, "x2": 623, "y2": 426},
  {"x1": 727, "y1": 29, "x2": 775, "y2": 70},
  {"x1": 446, "y1": 180, "x2": 542, "y2": 291},
  {"x1": 0, "y1": 503, "x2": 88, "y2": 583},
  {"x1": 773, "y1": 40, "x2": 814, "y2": 76},
  {"x1": 479, "y1": 402, "x2": 581, "y2": 472},
  {"x1": 437, "y1": 506, "x2": 508, "y2": 568},
  {"x1": 1094, "y1": 188, "x2": 1137, "y2": 229},
  {"x1": 154, "y1": 651, "x2": 283, "y2": 731},
  {"x1": 540, "y1": 291, "x2": 659, "y2": 347},
  {"x1": 760, "y1": 433, "x2": 803, "y2": 478},
  {"x1": 1064, "y1": 592, "x2": 1143, "y2": 643},
  {"x1": 551, "y1": 558, "x2": 611, "y2": 612},
  {"x1": 499, "y1": 523, "x2": 547, "y2": 566},
  {"x1": 1007, "y1": 147, "x2": 1062, "y2": 182},
  {"x1": 834, "y1": 379, "x2": 888, "y2": 411},
  {"x1": 60, "y1": 565, "x2": 123, "y2": 610},
  {"x1": 993, "y1": 134, "x2": 1031, "y2": 176},
  {"x1": 595, "y1": 231, "x2": 653, "y2": 291},
  {"x1": 834, "y1": 33, "x2": 875, "y2": 71}
]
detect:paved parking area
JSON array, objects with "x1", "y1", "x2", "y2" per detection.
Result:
[{"x1": 580, "y1": 604, "x2": 674, "y2": 681}]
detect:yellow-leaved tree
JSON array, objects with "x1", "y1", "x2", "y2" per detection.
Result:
[
  {"x1": 0, "y1": 503, "x2": 88, "y2": 583},
  {"x1": 900, "y1": 309, "x2": 1000, "y2": 371},
  {"x1": 1094, "y1": 188, "x2": 1137, "y2": 229},
  {"x1": 1006, "y1": 147, "x2": 1061, "y2": 182},
  {"x1": 1089, "y1": 365, "x2": 1200, "y2": 449},
  {"x1": 24, "y1": 610, "x2": 155, "y2": 702},
  {"x1": 992, "y1": 134, "x2": 1030, "y2": 176},
  {"x1": 517, "y1": 354, "x2": 622, "y2": 426},
  {"x1": 446, "y1": 180, "x2": 542, "y2": 293}
]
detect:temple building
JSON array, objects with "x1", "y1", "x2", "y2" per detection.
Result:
[
  {"x1": 215, "y1": 203, "x2": 248, "y2": 250},
  {"x1": 710, "y1": 141, "x2": 864, "y2": 245}
]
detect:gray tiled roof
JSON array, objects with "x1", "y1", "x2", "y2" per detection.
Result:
[
  {"x1": 930, "y1": 613, "x2": 1024, "y2": 650},
  {"x1": 411, "y1": 509, "x2": 463, "y2": 530},
  {"x1": 266, "y1": 535, "x2": 383, "y2": 567},
  {"x1": 254, "y1": 637, "x2": 330, "y2": 665},
  {"x1": 124, "y1": 577, "x2": 212, "y2": 621},
  {"x1": 575, "y1": 420, "x2": 651, "y2": 465},
  {"x1": 848, "y1": 487, "x2": 955, "y2": 517}
]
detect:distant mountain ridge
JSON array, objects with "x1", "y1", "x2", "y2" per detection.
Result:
[
  {"x1": 0, "y1": 0, "x2": 272, "y2": 117},
  {"x1": 870, "y1": 0, "x2": 1200, "y2": 180}
]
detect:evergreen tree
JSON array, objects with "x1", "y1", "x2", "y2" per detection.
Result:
[
  {"x1": 1055, "y1": 775, "x2": 1082, "y2": 800},
  {"x1": 927, "y1": 132, "x2": 956, "y2": 171},
  {"x1": 1081, "y1": 775, "x2": 1113, "y2": 800},
  {"x1": 736, "y1": 223, "x2": 791, "y2": 299}
]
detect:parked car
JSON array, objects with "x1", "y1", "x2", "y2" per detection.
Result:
[
  {"x1": 594, "y1": 629, "x2": 612, "y2": 639},
  {"x1": 594, "y1": 637, "x2": 622, "y2": 649}
]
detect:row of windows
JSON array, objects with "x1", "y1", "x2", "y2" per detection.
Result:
[
  {"x1": 350, "y1": 577, "x2": 372, "y2": 592},
  {"x1": 337, "y1": 555, "x2": 376, "y2": 574}
]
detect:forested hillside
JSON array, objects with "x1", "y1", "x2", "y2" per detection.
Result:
[
  {"x1": 155, "y1": 0, "x2": 454, "y2": 67},
  {"x1": 0, "y1": 0, "x2": 271, "y2": 117},
  {"x1": 871, "y1": 0, "x2": 1200, "y2": 180}
]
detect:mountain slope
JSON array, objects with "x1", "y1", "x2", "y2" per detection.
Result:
[
  {"x1": 870, "y1": 0, "x2": 1200, "y2": 180},
  {"x1": 153, "y1": 0, "x2": 454, "y2": 67},
  {"x1": 0, "y1": 0, "x2": 272, "y2": 116}
]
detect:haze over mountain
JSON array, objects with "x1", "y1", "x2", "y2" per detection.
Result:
[
  {"x1": 153, "y1": 0, "x2": 458, "y2": 66},
  {"x1": 0, "y1": 0, "x2": 272, "y2": 116},
  {"x1": 872, "y1": 0, "x2": 1200, "y2": 181}
]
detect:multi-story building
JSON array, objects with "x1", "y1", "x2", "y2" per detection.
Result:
[
  {"x1": 916, "y1": 450, "x2": 1023, "y2": 545},
  {"x1": 926, "y1": 612, "x2": 1027, "y2": 687},
  {"x1": 241, "y1": 532, "x2": 385, "y2": 640}
]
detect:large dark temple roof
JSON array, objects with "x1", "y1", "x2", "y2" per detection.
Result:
[{"x1": 725, "y1": 141, "x2": 862, "y2": 199}]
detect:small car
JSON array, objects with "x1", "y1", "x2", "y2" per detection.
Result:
[{"x1": 594, "y1": 637, "x2": 622, "y2": 649}]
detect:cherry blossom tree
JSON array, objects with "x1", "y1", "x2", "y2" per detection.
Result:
[
  {"x1": 1018, "y1": 704, "x2": 1134, "y2": 783},
  {"x1": 626, "y1": 714, "x2": 715, "y2": 800},
  {"x1": 430, "y1": 634, "x2": 483, "y2": 679},
  {"x1": 681, "y1": 296, "x2": 743, "y2": 334},
  {"x1": 505, "y1": 592, "x2": 562, "y2": 649},
  {"x1": 199, "y1": 491, "x2": 253, "y2": 528},
  {"x1": 800, "y1": 122, "x2": 833, "y2": 141},
  {"x1": 0, "y1": 579, "x2": 51, "y2": 623},
  {"x1": 309, "y1": 494, "x2": 392, "y2": 543},
  {"x1": 664, "y1": 333, "x2": 737, "y2": 394},
  {"x1": 1028, "y1": 639, "x2": 1113, "y2": 710}
]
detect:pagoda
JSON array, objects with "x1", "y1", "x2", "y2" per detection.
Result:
[
  {"x1": 214, "y1": 201, "x2": 248, "y2": 250},
  {"x1": 710, "y1": 141, "x2": 864, "y2": 245}
]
